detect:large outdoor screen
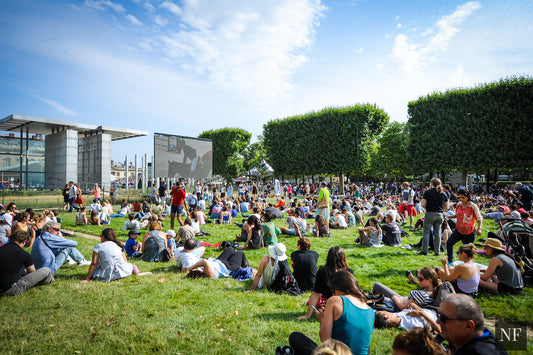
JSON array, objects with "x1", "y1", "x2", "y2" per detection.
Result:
[{"x1": 154, "y1": 133, "x2": 212, "y2": 180}]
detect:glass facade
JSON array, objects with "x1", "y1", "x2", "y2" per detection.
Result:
[{"x1": 0, "y1": 136, "x2": 45, "y2": 187}]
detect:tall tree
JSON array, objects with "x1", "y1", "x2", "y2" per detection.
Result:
[
  {"x1": 198, "y1": 128, "x2": 251, "y2": 181},
  {"x1": 243, "y1": 136, "x2": 266, "y2": 171},
  {"x1": 368, "y1": 121, "x2": 410, "y2": 180},
  {"x1": 407, "y1": 76, "x2": 533, "y2": 181},
  {"x1": 263, "y1": 104, "x2": 389, "y2": 180}
]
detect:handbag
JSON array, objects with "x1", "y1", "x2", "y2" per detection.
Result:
[
  {"x1": 151, "y1": 232, "x2": 172, "y2": 262},
  {"x1": 317, "y1": 198, "x2": 328, "y2": 209}
]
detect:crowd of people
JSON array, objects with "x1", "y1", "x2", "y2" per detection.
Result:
[{"x1": 1, "y1": 178, "x2": 531, "y2": 354}]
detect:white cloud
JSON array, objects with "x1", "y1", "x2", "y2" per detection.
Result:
[
  {"x1": 35, "y1": 97, "x2": 78, "y2": 117},
  {"x1": 126, "y1": 14, "x2": 142, "y2": 26},
  {"x1": 153, "y1": 14, "x2": 168, "y2": 27},
  {"x1": 392, "y1": 1, "x2": 481, "y2": 73},
  {"x1": 84, "y1": 0, "x2": 125, "y2": 13},
  {"x1": 153, "y1": 0, "x2": 326, "y2": 101},
  {"x1": 160, "y1": 1, "x2": 182, "y2": 16},
  {"x1": 397, "y1": 23, "x2": 402, "y2": 28}
]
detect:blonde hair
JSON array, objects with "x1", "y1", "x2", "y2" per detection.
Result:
[{"x1": 313, "y1": 339, "x2": 353, "y2": 355}]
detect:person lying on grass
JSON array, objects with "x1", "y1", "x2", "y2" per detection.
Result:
[
  {"x1": 176, "y1": 239, "x2": 231, "y2": 279},
  {"x1": 373, "y1": 267, "x2": 440, "y2": 311},
  {"x1": 81, "y1": 228, "x2": 138, "y2": 283}
]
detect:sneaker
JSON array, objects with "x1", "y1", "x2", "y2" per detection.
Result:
[
  {"x1": 416, "y1": 251, "x2": 428, "y2": 256},
  {"x1": 78, "y1": 260, "x2": 91, "y2": 266},
  {"x1": 66, "y1": 256, "x2": 76, "y2": 265},
  {"x1": 401, "y1": 221, "x2": 407, "y2": 226}
]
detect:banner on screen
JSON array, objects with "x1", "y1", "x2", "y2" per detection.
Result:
[{"x1": 154, "y1": 133, "x2": 212, "y2": 179}]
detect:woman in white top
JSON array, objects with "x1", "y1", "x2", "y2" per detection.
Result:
[
  {"x1": 81, "y1": 228, "x2": 139, "y2": 283},
  {"x1": 246, "y1": 243, "x2": 286, "y2": 292}
]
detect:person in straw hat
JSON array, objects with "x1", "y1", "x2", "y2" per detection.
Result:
[
  {"x1": 246, "y1": 242, "x2": 287, "y2": 292},
  {"x1": 479, "y1": 238, "x2": 523, "y2": 295}
]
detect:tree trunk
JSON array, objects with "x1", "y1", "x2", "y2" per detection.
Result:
[
  {"x1": 441, "y1": 170, "x2": 446, "y2": 183},
  {"x1": 461, "y1": 170, "x2": 468, "y2": 187},
  {"x1": 339, "y1": 173, "x2": 345, "y2": 195}
]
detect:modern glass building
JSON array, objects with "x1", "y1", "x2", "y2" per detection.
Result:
[{"x1": 0, "y1": 114, "x2": 148, "y2": 190}]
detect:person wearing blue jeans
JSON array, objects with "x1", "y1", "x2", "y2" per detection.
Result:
[
  {"x1": 0, "y1": 230, "x2": 55, "y2": 296},
  {"x1": 31, "y1": 221, "x2": 91, "y2": 274},
  {"x1": 420, "y1": 178, "x2": 448, "y2": 256}
]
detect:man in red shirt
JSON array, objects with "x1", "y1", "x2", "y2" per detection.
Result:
[{"x1": 171, "y1": 181, "x2": 188, "y2": 230}]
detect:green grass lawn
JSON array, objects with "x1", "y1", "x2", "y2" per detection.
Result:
[{"x1": 1, "y1": 207, "x2": 531, "y2": 354}]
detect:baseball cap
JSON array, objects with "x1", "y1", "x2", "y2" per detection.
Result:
[{"x1": 128, "y1": 230, "x2": 141, "y2": 236}]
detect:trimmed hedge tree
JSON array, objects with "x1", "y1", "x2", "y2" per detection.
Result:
[
  {"x1": 407, "y1": 76, "x2": 533, "y2": 178},
  {"x1": 262, "y1": 104, "x2": 389, "y2": 180}
]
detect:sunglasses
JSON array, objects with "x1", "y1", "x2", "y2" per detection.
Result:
[
  {"x1": 417, "y1": 276, "x2": 425, "y2": 281},
  {"x1": 437, "y1": 311, "x2": 468, "y2": 324},
  {"x1": 52, "y1": 227, "x2": 61, "y2": 232}
]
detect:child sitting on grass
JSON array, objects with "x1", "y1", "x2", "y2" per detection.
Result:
[
  {"x1": 125, "y1": 230, "x2": 142, "y2": 257},
  {"x1": 166, "y1": 230, "x2": 176, "y2": 259}
]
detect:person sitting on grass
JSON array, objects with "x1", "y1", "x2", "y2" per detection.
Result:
[
  {"x1": 165, "y1": 230, "x2": 176, "y2": 259},
  {"x1": 125, "y1": 230, "x2": 142, "y2": 257},
  {"x1": 176, "y1": 218, "x2": 196, "y2": 246},
  {"x1": 81, "y1": 228, "x2": 139, "y2": 283},
  {"x1": 291, "y1": 237, "x2": 319, "y2": 292},
  {"x1": 245, "y1": 242, "x2": 288, "y2": 292},
  {"x1": 235, "y1": 215, "x2": 263, "y2": 250},
  {"x1": 289, "y1": 270, "x2": 374, "y2": 355},
  {"x1": 298, "y1": 246, "x2": 352, "y2": 320},
  {"x1": 74, "y1": 206, "x2": 88, "y2": 226},
  {"x1": 109, "y1": 200, "x2": 130, "y2": 218},
  {"x1": 313, "y1": 215, "x2": 330, "y2": 238},
  {"x1": 437, "y1": 243, "x2": 480, "y2": 297},
  {"x1": 381, "y1": 214, "x2": 402, "y2": 247},
  {"x1": 220, "y1": 205, "x2": 232, "y2": 224},
  {"x1": 330, "y1": 211, "x2": 348, "y2": 230},
  {"x1": 11, "y1": 212, "x2": 36, "y2": 247},
  {"x1": 261, "y1": 210, "x2": 280, "y2": 247},
  {"x1": 31, "y1": 221, "x2": 91, "y2": 274},
  {"x1": 141, "y1": 221, "x2": 167, "y2": 262},
  {"x1": 280, "y1": 208, "x2": 305, "y2": 238},
  {"x1": 357, "y1": 217, "x2": 382, "y2": 247},
  {"x1": 122, "y1": 213, "x2": 141, "y2": 230},
  {"x1": 478, "y1": 238, "x2": 523, "y2": 295},
  {"x1": 0, "y1": 230, "x2": 55, "y2": 296}
]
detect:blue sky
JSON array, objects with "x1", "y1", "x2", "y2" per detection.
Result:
[{"x1": 1, "y1": 0, "x2": 532, "y2": 162}]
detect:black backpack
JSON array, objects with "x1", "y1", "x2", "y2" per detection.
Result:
[{"x1": 268, "y1": 260, "x2": 301, "y2": 296}]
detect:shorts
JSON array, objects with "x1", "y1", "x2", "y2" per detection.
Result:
[
  {"x1": 286, "y1": 229, "x2": 297, "y2": 236},
  {"x1": 208, "y1": 258, "x2": 230, "y2": 279},
  {"x1": 398, "y1": 203, "x2": 417, "y2": 216},
  {"x1": 171, "y1": 205, "x2": 183, "y2": 215}
]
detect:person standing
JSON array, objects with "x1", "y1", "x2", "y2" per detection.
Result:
[
  {"x1": 317, "y1": 181, "x2": 330, "y2": 220},
  {"x1": 109, "y1": 182, "x2": 117, "y2": 206},
  {"x1": 159, "y1": 180, "x2": 168, "y2": 205},
  {"x1": 0, "y1": 230, "x2": 54, "y2": 296},
  {"x1": 68, "y1": 181, "x2": 76, "y2": 213},
  {"x1": 445, "y1": 189, "x2": 483, "y2": 266},
  {"x1": 170, "y1": 181, "x2": 188, "y2": 230},
  {"x1": 419, "y1": 178, "x2": 448, "y2": 256}
]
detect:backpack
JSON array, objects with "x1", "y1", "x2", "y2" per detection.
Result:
[{"x1": 268, "y1": 260, "x2": 301, "y2": 296}]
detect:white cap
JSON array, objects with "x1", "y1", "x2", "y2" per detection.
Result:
[{"x1": 166, "y1": 230, "x2": 176, "y2": 237}]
